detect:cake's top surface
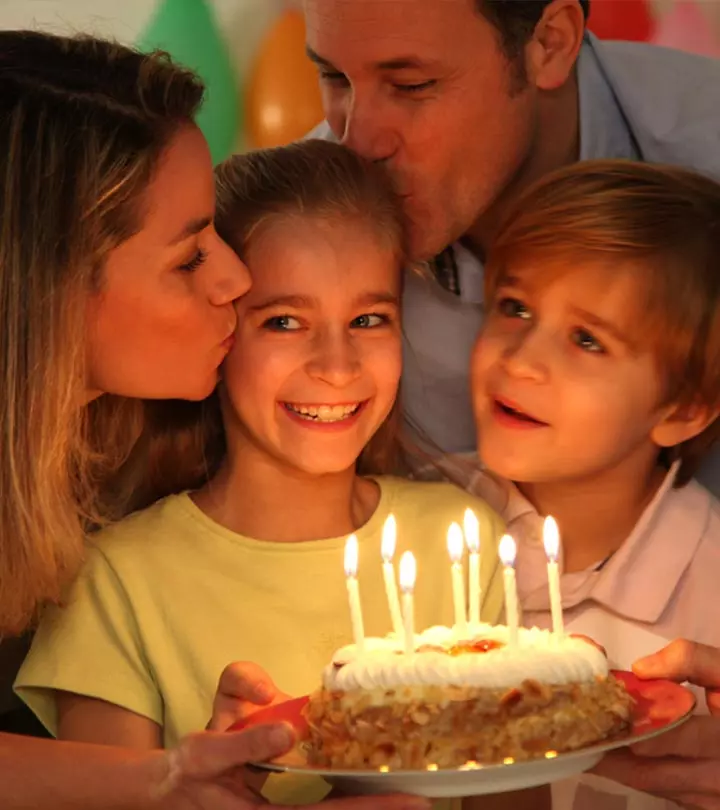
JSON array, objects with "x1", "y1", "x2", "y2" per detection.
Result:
[{"x1": 323, "y1": 624, "x2": 608, "y2": 691}]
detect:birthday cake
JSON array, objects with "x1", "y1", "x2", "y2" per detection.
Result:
[{"x1": 305, "y1": 624, "x2": 632, "y2": 770}]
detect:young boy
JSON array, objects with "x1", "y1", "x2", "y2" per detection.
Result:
[{"x1": 467, "y1": 160, "x2": 720, "y2": 810}]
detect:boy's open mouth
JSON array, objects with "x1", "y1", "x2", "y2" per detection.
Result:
[
  {"x1": 493, "y1": 398, "x2": 548, "y2": 426},
  {"x1": 283, "y1": 402, "x2": 363, "y2": 423}
]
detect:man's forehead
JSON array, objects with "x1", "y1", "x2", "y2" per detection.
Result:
[{"x1": 304, "y1": 0, "x2": 482, "y2": 60}]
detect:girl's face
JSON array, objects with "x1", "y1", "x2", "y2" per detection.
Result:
[
  {"x1": 86, "y1": 125, "x2": 251, "y2": 402},
  {"x1": 223, "y1": 215, "x2": 402, "y2": 477}
]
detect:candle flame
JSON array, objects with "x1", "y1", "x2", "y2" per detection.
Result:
[
  {"x1": 381, "y1": 514, "x2": 397, "y2": 562},
  {"x1": 463, "y1": 508, "x2": 480, "y2": 553},
  {"x1": 447, "y1": 522, "x2": 465, "y2": 563},
  {"x1": 498, "y1": 534, "x2": 517, "y2": 567},
  {"x1": 399, "y1": 551, "x2": 416, "y2": 593},
  {"x1": 543, "y1": 516, "x2": 560, "y2": 562},
  {"x1": 344, "y1": 534, "x2": 359, "y2": 578}
]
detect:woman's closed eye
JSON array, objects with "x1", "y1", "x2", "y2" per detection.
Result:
[
  {"x1": 177, "y1": 248, "x2": 208, "y2": 273},
  {"x1": 262, "y1": 314, "x2": 302, "y2": 332},
  {"x1": 571, "y1": 327, "x2": 606, "y2": 354}
]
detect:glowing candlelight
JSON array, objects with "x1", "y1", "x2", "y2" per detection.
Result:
[
  {"x1": 464, "y1": 508, "x2": 481, "y2": 625},
  {"x1": 543, "y1": 516, "x2": 564, "y2": 638},
  {"x1": 344, "y1": 534, "x2": 365, "y2": 653},
  {"x1": 447, "y1": 522, "x2": 467, "y2": 635},
  {"x1": 381, "y1": 515, "x2": 403, "y2": 637},
  {"x1": 499, "y1": 534, "x2": 519, "y2": 647},
  {"x1": 399, "y1": 551, "x2": 416, "y2": 656}
]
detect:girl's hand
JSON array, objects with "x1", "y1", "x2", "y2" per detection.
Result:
[
  {"x1": 155, "y1": 724, "x2": 431, "y2": 810},
  {"x1": 207, "y1": 661, "x2": 292, "y2": 732}
]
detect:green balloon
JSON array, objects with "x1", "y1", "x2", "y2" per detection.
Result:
[{"x1": 138, "y1": 0, "x2": 240, "y2": 163}]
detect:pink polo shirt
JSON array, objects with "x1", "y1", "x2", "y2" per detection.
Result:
[{"x1": 443, "y1": 458, "x2": 720, "y2": 810}]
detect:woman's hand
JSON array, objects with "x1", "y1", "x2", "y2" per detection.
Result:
[
  {"x1": 207, "y1": 661, "x2": 292, "y2": 732},
  {"x1": 155, "y1": 723, "x2": 431, "y2": 810},
  {"x1": 593, "y1": 639, "x2": 720, "y2": 809}
]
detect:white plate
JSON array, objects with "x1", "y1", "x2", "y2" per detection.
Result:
[{"x1": 247, "y1": 673, "x2": 696, "y2": 798}]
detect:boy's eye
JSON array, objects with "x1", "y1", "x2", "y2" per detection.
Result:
[
  {"x1": 496, "y1": 296, "x2": 531, "y2": 320},
  {"x1": 393, "y1": 80, "x2": 437, "y2": 93},
  {"x1": 262, "y1": 315, "x2": 302, "y2": 331},
  {"x1": 351, "y1": 313, "x2": 389, "y2": 329},
  {"x1": 572, "y1": 327, "x2": 606, "y2": 354},
  {"x1": 319, "y1": 70, "x2": 349, "y2": 86}
]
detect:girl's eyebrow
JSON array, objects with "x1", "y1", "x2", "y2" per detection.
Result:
[{"x1": 248, "y1": 291, "x2": 399, "y2": 312}]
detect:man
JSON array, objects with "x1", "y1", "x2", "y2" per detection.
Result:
[
  {"x1": 304, "y1": 2, "x2": 720, "y2": 809},
  {"x1": 305, "y1": 0, "x2": 720, "y2": 489}
]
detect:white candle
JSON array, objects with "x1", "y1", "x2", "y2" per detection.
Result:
[
  {"x1": 464, "y1": 508, "x2": 481, "y2": 625},
  {"x1": 499, "y1": 534, "x2": 519, "y2": 647},
  {"x1": 399, "y1": 551, "x2": 416, "y2": 656},
  {"x1": 381, "y1": 515, "x2": 404, "y2": 637},
  {"x1": 344, "y1": 534, "x2": 365, "y2": 653},
  {"x1": 543, "y1": 516, "x2": 564, "y2": 638},
  {"x1": 447, "y1": 522, "x2": 467, "y2": 636}
]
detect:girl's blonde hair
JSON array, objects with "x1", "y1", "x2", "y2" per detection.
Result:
[
  {"x1": 0, "y1": 31, "x2": 204, "y2": 634},
  {"x1": 485, "y1": 159, "x2": 720, "y2": 485}
]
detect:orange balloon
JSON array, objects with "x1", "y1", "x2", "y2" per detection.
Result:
[{"x1": 245, "y1": 9, "x2": 325, "y2": 149}]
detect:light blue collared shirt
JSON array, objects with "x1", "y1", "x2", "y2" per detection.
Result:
[{"x1": 312, "y1": 35, "x2": 720, "y2": 493}]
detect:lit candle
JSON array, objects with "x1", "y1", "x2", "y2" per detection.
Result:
[
  {"x1": 344, "y1": 534, "x2": 365, "y2": 653},
  {"x1": 464, "y1": 508, "x2": 481, "y2": 625},
  {"x1": 381, "y1": 515, "x2": 404, "y2": 637},
  {"x1": 498, "y1": 534, "x2": 519, "y2": 647},
  {"x1": 543, "y1": 516, "x2": 564, "y2": 638},
  {"x1": 447, "y1": 522, "x2": 467, "y2": 636},
  {"x1": 399, "y1": 551, "x2": 416, "y2": 656}
]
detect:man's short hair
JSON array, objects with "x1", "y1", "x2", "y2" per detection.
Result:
[{"x1": 478, "y1": 1, "x2": 591, "y2": 61}]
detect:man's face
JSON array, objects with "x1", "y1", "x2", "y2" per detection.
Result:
[{"x1": 304, "y1": 0, "x2": 540, "y2": 260}]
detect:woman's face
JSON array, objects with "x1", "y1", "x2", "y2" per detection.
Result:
[{"x1": 86, "y1": 125, "x2": 251, "y2": 402}]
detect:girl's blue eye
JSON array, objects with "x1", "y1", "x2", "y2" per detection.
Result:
[
  {"x1": 571, "y1": 327, "x2": 605, "y2": 354},
  {"x1": 351, "y1": 313, "x2": 388, "y2": 329},
  {"x1": 178, "y1": 249, "x2": 208, "y2": 273},
  {"x1": 262, "y1": 315, "x2": 302, "y2": 331},
  {"x1": 497, "y1": 296, "x2": 531, "y2": 319}
]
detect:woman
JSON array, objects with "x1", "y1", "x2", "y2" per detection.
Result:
[{"x1": 0, "y1": 30, "x2": 426, "y2": 810}]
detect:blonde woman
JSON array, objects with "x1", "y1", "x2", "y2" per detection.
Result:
[{"x1": 0, "y1": 30, "x2": 425, "y2": 810}]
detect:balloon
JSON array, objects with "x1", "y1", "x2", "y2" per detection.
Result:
[
  {"x1": 138, "y1": 0, "x2": 239, "y2": 163},
  {"x1": 245, "y1": 8, "x2": 325, "y2": 149},
  {"x1": 588, "y1": 0, "x2": 655, "y2": 42},
  {"x1": 652, "y1": 1, "x2": 720, "y2": 58}
]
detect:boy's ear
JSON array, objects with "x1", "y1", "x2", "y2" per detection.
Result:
[{"x1": 651, "y1": 400, "x2": 720, "y2": 449}]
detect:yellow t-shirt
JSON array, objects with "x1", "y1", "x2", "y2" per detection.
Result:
[{"x1": 17, "y1": 476, "x2": 504, "y2": 805}]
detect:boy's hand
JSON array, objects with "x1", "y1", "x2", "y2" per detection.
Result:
[
  {"x1": 592, "y1": 639, "x2": 720, "y2": 809},
  {"x1": 207, "y1": 661, "x2": 292, "y2": 732}
]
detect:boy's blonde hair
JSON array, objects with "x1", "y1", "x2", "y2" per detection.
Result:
[
  {"x1": 484, "y1": 160, "x2": 720, "y2": 485},
  {"x1": 0, "y1": 31, "x2": 204, "y2": 634}
]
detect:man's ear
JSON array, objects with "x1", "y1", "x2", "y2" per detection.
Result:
[
  {"x1": 651, "y1": 400, "x2": 720, "y2": 449},
  {"x1": 525, "y1": 0, "x2": 586, "y2": 91}
]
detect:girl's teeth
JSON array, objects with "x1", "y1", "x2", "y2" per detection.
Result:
[{"x1": 287, "y1": 403, "x2": 360, "y2": 422}]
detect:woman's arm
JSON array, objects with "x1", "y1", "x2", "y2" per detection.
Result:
[{"x1": 57, "y1": 692, "x2": 162, "y2": 748}]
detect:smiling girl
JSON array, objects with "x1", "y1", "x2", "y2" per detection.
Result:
[{"x1": 16, "y1": 140, "x2": 504, "y2": 805}]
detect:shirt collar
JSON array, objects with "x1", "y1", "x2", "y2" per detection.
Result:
[
  {"x1": 484, "y1": 462, "x2": 711, "y2": 624},
  {"x1": 577, "y1": 33, "x2": 641, "y2": 163}
]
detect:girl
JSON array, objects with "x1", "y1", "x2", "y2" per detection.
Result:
[
  {"x1": 16, "y1": 140, "x2": 505, "y2": 806},
  {"x1": 469, "y1": 160, "x2": 720, "y2": 810}
]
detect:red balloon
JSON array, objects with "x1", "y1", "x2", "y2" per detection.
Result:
[{"x1": 587, "y1": 0, "x2": 655, "y2": 42}]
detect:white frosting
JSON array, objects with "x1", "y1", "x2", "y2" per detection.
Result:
[{"x1": 323, "y1": 624, "x2": 608, "y2": 692}]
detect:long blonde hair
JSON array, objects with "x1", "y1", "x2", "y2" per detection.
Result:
[{"x1": 0, "y1": 31, "x2": 204, "y2": 634}]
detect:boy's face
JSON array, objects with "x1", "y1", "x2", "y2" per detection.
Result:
[
  {"x1": 222, "y1": 215, "x2": 402, "y2": 478},
  {"x1": 471, "y1": 262, "x2": 675, "y2": 484}
]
